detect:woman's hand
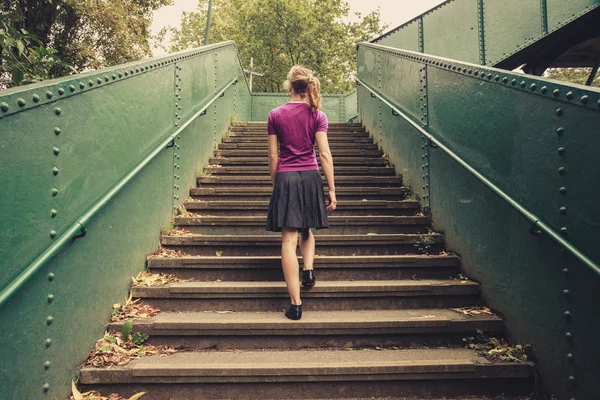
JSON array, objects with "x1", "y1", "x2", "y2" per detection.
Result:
[{"x1": 327, "y1": 190, "x2": 337, "y2": 212}]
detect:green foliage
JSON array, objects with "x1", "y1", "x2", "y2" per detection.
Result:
[
  {"x1": 159, "y1": 0, "x2": 387, "y2": 93},
  {"x1": 1, "y1": 0, "x2": 172, "y2": 88},
  {"x1": 0, "y1": 10, "x2": 74, "y2": 88},
  {"x1": 132, "y1": 331, "x2": 149, "y2": 346},
  {"x1": 121, "y1": 319, "x2": 134, "y2": 342},
  {"x1": 546, "y1": 67, "x2": 599, "y2": 87}
]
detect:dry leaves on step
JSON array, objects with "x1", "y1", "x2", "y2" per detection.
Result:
[
  {"x1": 85, "y1": 332, "x2": 177, "y2": 367},
  {"x1": 450, "y1": 306, "x2": 494, "y2": 316},
  {"x1": 111, "y1": 297, "x2": 160, "y2": 322},
  {"x1": 163, "y1": 228, "x2": 193, "y2": 236},
  {"x1": 215, "y1": 250, "x2": 223, "y2": 257},
  {"x1": 148, "y1": 248, "x2": 187, "y2": 259},
  {"x1": 132, "y1": 271, "x2": 188, "y2": 287}
]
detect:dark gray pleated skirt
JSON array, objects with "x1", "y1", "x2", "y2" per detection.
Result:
[{"x1": 266, "y1": 170, "x2": 329, "y2": 232}]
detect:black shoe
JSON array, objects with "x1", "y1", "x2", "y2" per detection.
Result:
[
  {"x1": 285, "y1": 304, "x2": 302, "y2": 320},
  {"x1": 302, "y1": 269, "x2": 316, "y2": 287}
]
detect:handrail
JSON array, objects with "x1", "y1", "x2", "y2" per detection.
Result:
[
  {"x1": 357, "y1": 77, "x2": 600, "y2": 279},
  {"x1": 0, "y1": 77, "x2": 238, "y2": 307}
]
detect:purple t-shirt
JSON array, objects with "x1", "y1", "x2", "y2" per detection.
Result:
[{"x1": 268, "y1": 103, "x2": 328, "y2": 172}]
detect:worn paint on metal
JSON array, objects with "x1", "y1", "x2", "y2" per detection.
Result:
[
  {"x1": 0, "y1": 41, "x2": 250, "y2": 400},
  {"x1": 373, "y1": 0, "x2": 600, "y2": 67},
  {"x1": 357, "y1": 41, "x2": 600, "y2": 400}
]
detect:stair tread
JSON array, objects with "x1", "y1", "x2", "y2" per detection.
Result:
[
  {"x1": 161, "y1": 233, "x2": 442, "y2": 242},
  {"x1": 110, "y1": 308, "x2": 499, "y2": 327},
  {"x1": 148, "y1": 254, "x2": 459, "y2": 266},
  {"x1": 80, "y1": 348, "x2": 533, "y2": 378},
  {"x1": 175, "y1": 215, "x2": 428, "y2": 224}
]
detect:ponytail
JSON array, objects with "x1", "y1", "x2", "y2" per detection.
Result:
[{"x1": 287, "y1": 65, "x2": 322, "y2": 112}]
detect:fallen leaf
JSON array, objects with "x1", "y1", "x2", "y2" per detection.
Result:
[
  {"x1": 216, "y1": 250, "x2": 223, "y2": 257},
  {"x1": 72, "y1": 381, "x2": 83, "y2": 400},
  {"x1": 128, "y1": 393, "x2": 147, "y2": 400}
]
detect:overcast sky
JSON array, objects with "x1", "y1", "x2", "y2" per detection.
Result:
[{"x1": 152, "y1": 0, "x2": 446, "y2": 54}]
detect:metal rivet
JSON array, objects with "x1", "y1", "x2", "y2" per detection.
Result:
[
  {"x1": 58, "y1": 88, "x2": 65, "y2": 95},
  {"x1": 560, "y1": 227, "x2": 568, "y2": 235},
  {"x1": 564, "y1": 311, "x2": 571, "y2": 319},
  {"x1": 565, "y1": 331, "x2": 572, "y2": 339},
  {"x1": 136, "y1": 68, "x2": 140, "y2": 73},
  {"x1": 511, "y1": 79, "x2": 517, "y2": 86},
  {"x1": 568, "y1": 375, "x2": 575, "y2": 383},
  {"x1": 47, "y1": 294, "x2": 54, "y2": 302},
  {"x1": 69, "y1": 84, "x2": 76, "y2": 92},
  {"x1": 563, "y1": 268, "x2": 569, "y2": 274},
  {"x1": 556, "y1": 127, "x2": 564, "y2": 135},
  {"x1": 131, "y1": 69, "x2": 135, "y2": 74},
  {"x1": 553, "y1": 89, "x2": 560, "y2": 97},
  {"x1": 556, "y1": 108, "x2": 563, "y2": 116},
  {"x1": 53, "y1": 147, "x2": 60, "y2": 156},
  {"x1": 50, "y1": 230, "x2": 57, "y2": 238},
  {"x1": 502, "y1": 77, "x2": 508, "y2": 83},
  {"x1": 54, "y1": 127, "x2": 62, "y2": 136},
  {"x1": 33, "y1": 94, "x2": 41, "y2": 103},
  {"x1": 487, "y1": 74, "x2": 492, "y2": 79},
  {"x1": 44, "y1": 361, "x2": 52, "y2": 370},
  {"x1": 43, "y1": 383, "x2": 50, "y2": 392},
  {"x1": 559, "y1": 207, "x2": 567, "y2": 215},
  {"x1": 474, "y1": 71, "x2": 479, "y2": 76},
  {"x1": 558, "y1": 166, "x2": 566, "y2": 175},
  {"x1": 46, "y1": 91, "x2": 54, "y2": 99},
  {"x1": 557, "y1": 147, "x2": 565, "y2": 156},
  {"x1": 119, "y1": 72, "x2": 123, "y2": 78},
  {"x1": 45, "y1": 338, "x2": 52, "y2": 347},
  {"x1": 97, "y1": 78, "x2": 102, "y2": 84},
  {"x1": 563, "y1": 289, "x2": 570, "y2": 296},
  {"x1": 0, "y1": 102, "x2": 8, "y2": 112},
  {"x1": 51, "y1": 188, "x2": 59, "y2": 196},
  {"x1": 48, "y1": 273, "x2": 55, "y2": 282},
  {"x1": 520, "y1": 81, "x2": 526, "y2": 88},
  {"x1": 52, "y1": 167, "x2": 60, "y2": 176},
  {"x1": 124, "y1": 72, "x2": 129, "y2": 77},
  {"x1": 79, "y1": 82, "x2": 85, "y2": 89},
  {"x1": 530, "y1": 83, "x2": 536, "y2": 91},
  {"x1": 105, "y1": 76, "x2": 110, "y2": 82},
  {"x1": 88, "y1": 79, "x2": 94, "y2": 87},
  {"x1": 46, "y1": 316, "x2": 54, "y2": 325},
  {"x1": 566, "y1": 353, "x2": 574, "y2": 361},
  {"x1": 577, "y1": 94, "x2": 589, "y2": 104},
  {"x1": 54, "y1": 108, "x2": 62, "y2": 115},
  {"x1": 18, "y1": 98, "x2": 26, "y2": 107},
  {"x1": 541, "y1": 86, "x2": 547, "y2": 94},
  {"x1": 50, "y1": 209, "x2": 57, "y2": 218},
  {"x1": 566, "y1": 91, "x2": 574, "y2": 100}
]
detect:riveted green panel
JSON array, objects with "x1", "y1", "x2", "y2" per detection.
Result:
[
  {"x1": 0, "y1": 41, "x2": 250, "y2": 399},
  {"x1": 357, "y1": 42, "x2": 600, "y2": 399},
  {"x1": 249, "y1": 93, "x2": 355, "y2": 122},
  {"x1": 0, "y1": 107, "x2": 56, "y2": 289},
  {"x1": 375, "y1": 18, "x2": 420, "y2": 52},
  {"x1": 547, "y1": 0, "x2": 600, "y2": 32},
  {"x1": 483, "y1": 0, "x2": 543, "y2": 65},
  {"x1": 423, "y1": 0, "x2": 480, "y2": 64},
  {"x1": 343, "y1": 91, "x2": 358, "y2": 121},
  {"x1": 379, "y1": 50, "x2": 424, "y2": 123},
  {"x1": 357, "y1": 45, "x2": 380, "y2": 90}
]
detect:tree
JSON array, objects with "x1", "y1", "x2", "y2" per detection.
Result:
[
  {"x1": 159, "y1": 0, "x2": 387, "y2": 93},
  {"x1": 546, "y1": 67, "x2": 599, "y2": 87},
  {"x1": 1, "y1": 0, "x2": 172, "y2": 88}
]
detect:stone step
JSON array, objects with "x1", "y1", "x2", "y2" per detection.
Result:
[
  {"x1": 203, "y1": 166, "x2": 395, "y2": 176},
  {"x1": 160, "y1": 233, "x2": 444, "y2": 256},
  {"x1": 217, "y1": 149, "x2": 383, "y2": 157},
  {"x1": 209, "y1": 156, "x2": 389, "y2": 166},
  {"x1": 107, "y1": 309, "x2": 503, "y2": 350},
  {"x1": 80, "y1": 348, "x2": 534, "y2": 399},
  {"x1": 229, "y1": 126, "x2": 366, "y2": 133},
  {"x1": 189, "y1": 186, "x2": 408, "y2": 201},
  {"x1": 183, "y1": 199, "x2": 419, "y2": 216},
  {"x1": 130, "y1": 279, "x2": 480, "y2": 312},
  {"x1": 235, "y1": 122, "x2": 363, "y2": 128},
  {"x1": 223, "y1": 136, "x2": 374, "y2": 143},
  {"x1": 174, "y1": 215, "x2": 429, "y2": 235},
  {"x1": 218, "y1": 142, "x2": 379, "y2": 150},
  {"x1": 147, "y1": 254, "x2": 461, "y2": 281},
  {"x1": 196, "y1": 175, "x2": 402, "y2": 187}
]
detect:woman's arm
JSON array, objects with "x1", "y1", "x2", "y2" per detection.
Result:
[
  {"x1": 268, "y1": 134, "x2": 279, "y2": 184},
  {"x1": 315, "y1": 131, "x2": 336, "y2": 211}
]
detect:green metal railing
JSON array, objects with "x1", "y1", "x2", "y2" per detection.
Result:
[
  {"x1": 357, "y1": 77, "x2": 600, "y2": 278},
  {"x1": 0, "y1": 40, "x2": 250, "y2": 400},
  {"x1": 358, "y1": 41, "x2": 600, "y2": 400},
  {"x1": 0, "y1": 77, "x2": 238, "y2": 307},
  {"x1": 372, "y1": 0, "x2": 600, "y2": 67}
]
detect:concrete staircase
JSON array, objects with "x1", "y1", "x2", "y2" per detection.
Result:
[{"x1": 80, "y1": 122, "x2": 535, "y2": 399}]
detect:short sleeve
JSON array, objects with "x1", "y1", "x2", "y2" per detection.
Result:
[
  {"x1": 267, "y1": 110, "x2": 277, "y2": 135},
  {"x1": 316, "y1": 111, "x2": 328, "y2": 133}
]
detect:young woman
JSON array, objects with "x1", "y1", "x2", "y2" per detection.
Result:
[{"x1": 265, "y1": 65, "x2": 337, "y2": 320}]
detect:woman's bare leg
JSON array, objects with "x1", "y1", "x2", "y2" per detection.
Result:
[
  {"x1": 281, "y1": 227, "x2": 301, "y2": 305},
  {"x1": 299, "y1": 228, "x2": 315, "y2": 271}
]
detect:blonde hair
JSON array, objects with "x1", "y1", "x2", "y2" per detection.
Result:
[{"x1": 285, "y1": 65, "x2": 322, "y2": 112}]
